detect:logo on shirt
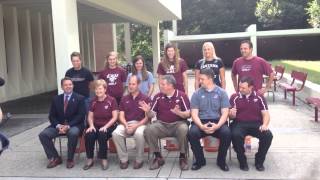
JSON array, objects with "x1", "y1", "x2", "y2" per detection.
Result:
[
  {"x1": 201, "y1": 64, "x2": 218, "y2": 69},
  {"x1": 254, "y1": 98, "x2": 258, "y2": 102},
  {"x1": 166, "y1": 65, "x2": 175, "y2": 74},
  {"x1": 107, "y1": 74, "x2": 119, "y2": 85},
  {"x1": 241, "y1": 65, "x2": 252, "y2": 72},
  {"x1": 104, "y1": 105, "x2": 109, "y2": 110},
  {"x1": 213, "y1": 94, "x2": 219, "y2": 99}
]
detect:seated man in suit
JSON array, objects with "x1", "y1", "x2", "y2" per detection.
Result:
[{"x1": 39, "y1": 77, "x2": 86, "y2": 169}]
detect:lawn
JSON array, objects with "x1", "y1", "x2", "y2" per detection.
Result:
[{"x1": 270, "y1": 60, "x2": 320, "y2": 85}]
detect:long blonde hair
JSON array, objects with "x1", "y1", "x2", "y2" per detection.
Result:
[
  {"x1": 161, "y1": 43, "x2": 180, "y2": 73},
  {"x1": 105, "y1": 51, "x2": 119, "y2": 69},
  {"x1": 202, "y1": 42, "x2": 219, "y2": 60}
]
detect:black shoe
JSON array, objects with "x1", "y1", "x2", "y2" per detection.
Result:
[
  {"x1": 217, "y1": 163, "x2": 229, "y2": 172},
  {"x1": 191, "y1": 161, "x2": 206, "y2": 170},
  {"x1": 240, "y1": 163, "x2": 249, "y2": 171},
  {"x1": 255, "y1": 164, "x2": 265, "y2": 171}
]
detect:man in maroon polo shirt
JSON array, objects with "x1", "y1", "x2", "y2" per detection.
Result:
[
  {"x1": 229, "y1": 76, "x2": 273, "y2": 171},
  {"x1": 112, "y1": 75, "x2": 151, "y2": 169},
  {"x1": 231, "y1": 40, "x2": 274, "y2": 95},
  {"x1": 143, "y1": 75, "x2": 190, "y2": 171}
]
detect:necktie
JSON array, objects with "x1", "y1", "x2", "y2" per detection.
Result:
[{"x1": 64, "y1": 95, "x2": 69, "y2": 113}]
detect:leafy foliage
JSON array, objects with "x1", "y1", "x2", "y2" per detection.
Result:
[
  {"x1": 306, "y1": 0, "x2": 320, "y2": 28},
  {"x1": 255, "y1": 0, "x2": 309, "y2": 30}
]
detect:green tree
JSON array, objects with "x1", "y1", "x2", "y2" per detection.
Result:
[
  {"x1": 178, "y1": 0, "x2": 258, "y2": 35},
  {"x1": 255, "y1": 0, "x2": 310, "y2": 30},
  {"x1": 306, "y1": 0, "x2": 320, "y2": 28}
]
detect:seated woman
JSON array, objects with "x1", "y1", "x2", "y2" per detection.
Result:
[{"x1": 83, "y1": 79, "x2": 118, "y2": 170}]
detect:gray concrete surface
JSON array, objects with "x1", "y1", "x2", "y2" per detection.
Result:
[{"x1": 0, "y1": 71, "x2": 320, "y2": 180}]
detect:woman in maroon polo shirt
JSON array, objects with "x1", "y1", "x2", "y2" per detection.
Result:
[
  {"x1": 157, "y1": 43, "x2": 189, "y2": 95},
  {"x1": 98, "y1": 51, "x2": 127, "y2": 104},
  {"x1": 83, "y1": 80, "x2": 118, "y2": 170}
]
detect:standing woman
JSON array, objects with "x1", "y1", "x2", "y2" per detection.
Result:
[
  {"x1": 98, "y1": 51, "x2": 127, "y2": 104},
  {"x1": 83, "y1": 80, "x2": 118, "y2": 170},
  {"x1": 194, "y1": 42, "x2": 226, "y2": 90},
  {"x1": 127, "y1": 55, "x2": 155, "y2": 97},
  {"x1": 157, "y1": 43, "x2": 189, "y2": 95}
]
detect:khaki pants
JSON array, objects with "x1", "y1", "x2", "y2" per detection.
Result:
[
  {"x1": 112, "y1": 121, "x2": 146, "y2": 163},
  {"x1": 144, "y1": 120, "x2": 188, "y2": 154}
]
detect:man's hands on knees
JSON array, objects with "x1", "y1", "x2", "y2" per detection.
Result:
[
  {"x1": 57, "y1": 124, "x2": 70, "y2": 134},
  {"x1": 259, "y1": 124, "x2": 269, "y2": 132},
  {"x1": 201, "y1": 122, "x2": 219, "y2": 134}
]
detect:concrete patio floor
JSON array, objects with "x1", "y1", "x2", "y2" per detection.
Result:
[{"x1": 0, "y1": 71, "x2": 320, "y2": 180}]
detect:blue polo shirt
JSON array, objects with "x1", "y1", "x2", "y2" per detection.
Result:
[{"x1": 191, "y1": 86, "x2": 230, "y2": 121}]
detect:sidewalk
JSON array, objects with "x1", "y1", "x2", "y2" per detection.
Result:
[{"x1": 0, "y1": 71, "x2": 320, "y2": 179}]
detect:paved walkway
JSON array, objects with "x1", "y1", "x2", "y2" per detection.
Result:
[{"x1": 0, "y1": 71, "x2": 320, "y2": 179}]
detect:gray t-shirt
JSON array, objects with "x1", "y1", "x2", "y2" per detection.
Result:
[{"x1": 191, "y1": 86, "x2": 230, "y2": 121}]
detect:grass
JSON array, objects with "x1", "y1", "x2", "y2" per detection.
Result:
[{"x1": 270, "y1": 60, "x2": 320, "y2": 85}]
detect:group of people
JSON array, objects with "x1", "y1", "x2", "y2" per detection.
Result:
[{"x1": 38, "y1": 40, "x2": 274, "y2": 172}]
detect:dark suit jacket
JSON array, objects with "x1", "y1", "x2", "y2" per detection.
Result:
[{"x1": 48, "y1": 92, "x2": 85, "y2": 130}]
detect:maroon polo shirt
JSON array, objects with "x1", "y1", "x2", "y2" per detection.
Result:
[
  {"x1": 231, "y1": 56, "x2": 273, "y2": 91},
  {"x1": 151, "y1": 90, "x2": 190, "y2": 123},
  {"x1": 98, "y1": 67, "x2": 127, "y2": 99},
  {"x1": 89, "y1": 95, "x2": 118, "y2": 127},
  {"x1": 119, "y1": 92, "x2": 151, "y2": 122},
  {"x1": 157, "y1": 58, "x2": 188, "y2": 92},
  {"x1": 229, "y1": 91, "x2": 268, "y2": 123}
]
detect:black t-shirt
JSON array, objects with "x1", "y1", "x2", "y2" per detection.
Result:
[
  {"x1": 65, "y1": 67, "x2": 94, "y2": 97},
  {"x1": 194, "y1": 58, "x2": 224, "y2": 87}
]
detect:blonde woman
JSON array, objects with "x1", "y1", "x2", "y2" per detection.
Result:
[
  {"x1": 98, "y1": 51, "x2": 127, "y2": 104},
  {"x1": 194, "y1": 42, "x2": 226, "y2": 90},
  {"x1": 83, "y1": 80, "x2": 118, "y2": 170},
  {"x1": 157, "y1": 43, "x2": 188, "y2": 95}
]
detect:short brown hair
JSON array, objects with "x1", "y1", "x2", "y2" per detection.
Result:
[
  {"x1": 70, "y1": 52, "x2": 81, "y2": 60},
  {"x1": 61, "y1": 77, "x2": 73, "y2": 86}
]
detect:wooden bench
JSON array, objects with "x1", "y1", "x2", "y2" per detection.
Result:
[
  {"x1": 306, "y1": 97, "x2": 320, "y2": 122},
  {"x1": 279, "y1": 70, "x2": 307, "y2": 106},
  {"x1": 273, "y1": 65, "x2": 285, "y2": 91}
]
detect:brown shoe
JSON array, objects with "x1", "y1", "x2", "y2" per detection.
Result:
[
  {"x1": 66, "y1": 159, "x2": 75, "y2": 169},
  {"x1": 179, "y1": 157, "x2": 189, "y2": 170},
  {"x1": 149, "y1": 157, "x2": 165, "y2": 170},
  {"x1": 47, "y1": 157, "x2": 62, "y2": 168},
  {"x1": 133, "y1": 160, "x2": 143, "y2": 169},
  {"x1": 120, "y1": 161, "x2": 129, "y2": 169}
]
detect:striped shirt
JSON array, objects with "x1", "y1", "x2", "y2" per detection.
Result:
[
  {"x1": 229, "y1": 91, "x2": 268, "y2": 123},
  {"x1": 151, "y1": 90, "x2": 190, "y2": 123}
]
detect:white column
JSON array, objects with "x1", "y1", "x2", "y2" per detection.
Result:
[
  {"x1": 51, "y1": 0, "x2": 80, "y2": 93},
  {"x1": 18, "y1": 9, "x2": 34, "y2": 96},
  {"x1": 163, "y1": 29, "x2": 175, "y2": 49},
  {"x1": 31, "y1": 12, "x2": 45, "y2": 93},
  {"x1": 88, "y1": 23, "x2": 95, "y2": 71},
  {"x1": 124, "y1": 23, "x2": 131, "y2": 63},
  {"x1": 151, "y1": 22, "x2": 160, "y2": 76},
  {"x1": 79, "y1": 21, "x2": 85, "y2": 65},
  {"x1": 3, "y1": 6, "x2": 22, "y2": 99},
  {"x1": 83, "y1": 22, "x2": 91, "y2": 69},
  {"x1": 247, "y1": 24, "x2": 257, "y2": 56},
  {"x1": 0, "y1": 4, "x2": 8, "y2": 102},
  {"x1": 112, "y1": 23, "x2": 117, "y2": 52},
  {"x1": 172, "y1": 20, "x2": 177, "y2": 35},
  {"x1": 42, "y1": 14, "x2": 57, "y2": 91}
]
